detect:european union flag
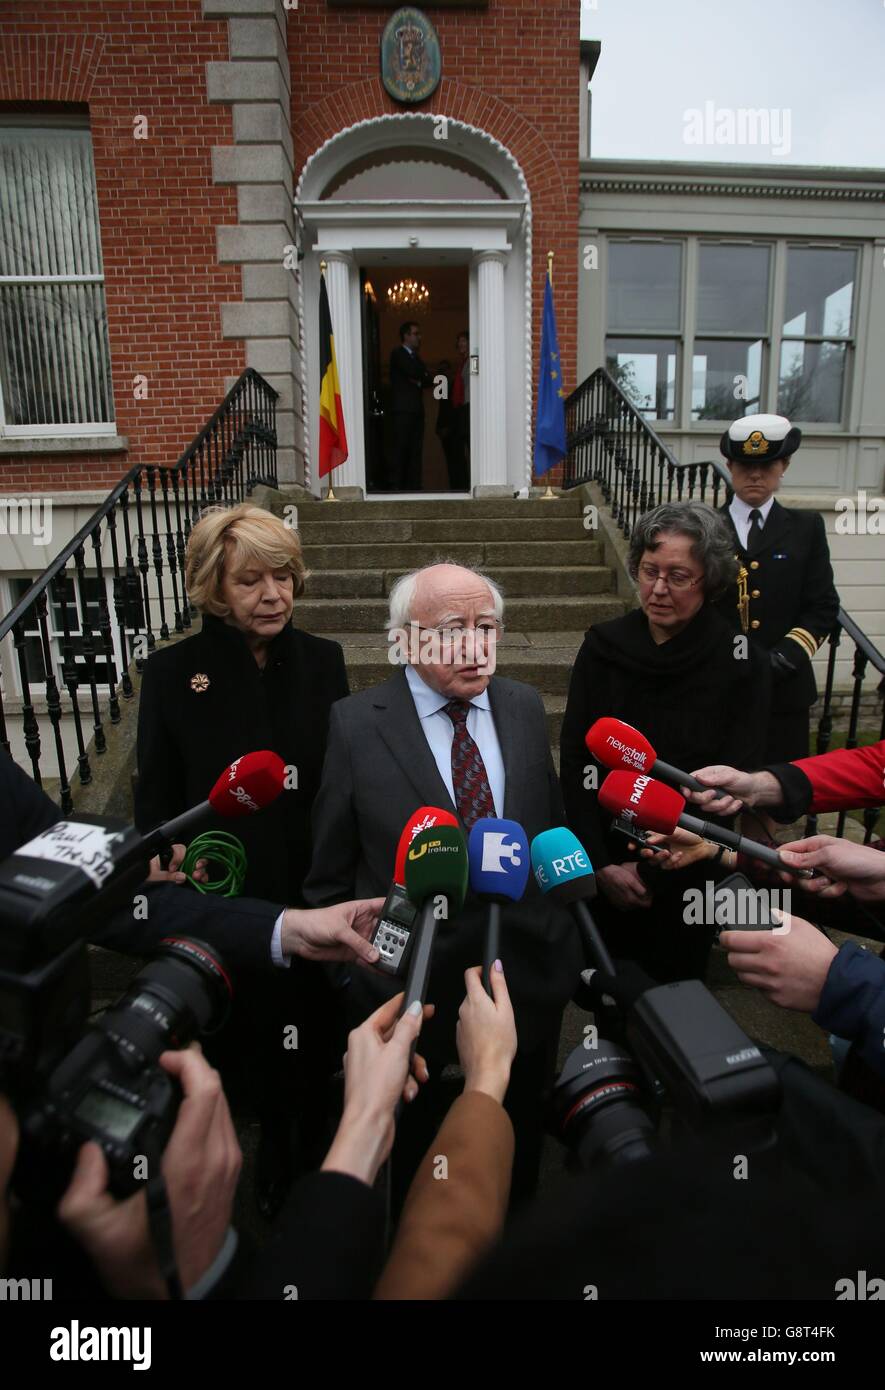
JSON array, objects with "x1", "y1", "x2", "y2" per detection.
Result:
[{"x1": 534, "y1": 272, "x2": 567, "y2": 477}]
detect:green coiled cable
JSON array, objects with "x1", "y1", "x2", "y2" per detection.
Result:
[{"x1": 180, "y1": 831, "x2": 248, "y2": 897}]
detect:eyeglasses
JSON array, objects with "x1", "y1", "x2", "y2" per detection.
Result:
[
  {"x1": 417, "y1": 622, "x2": 503, "y2": 645},
  {"x1": 637, "y1": 564, "x2": 702, "y2": 592}
]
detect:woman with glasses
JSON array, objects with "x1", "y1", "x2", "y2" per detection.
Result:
[{"x1": 560, "y1": 501, "x2": 771, "y2": 983}]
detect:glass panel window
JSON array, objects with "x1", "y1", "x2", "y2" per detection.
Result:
[
  {"x1": 606, "y1": 338, "x2": 678, "y2": 422},
  {"x1": 607, "y1": 243, "x2": 682, "y2": 333},
  {"x1": 0, "y1": 124, "x2": 115, "y2": 434},
  {"x1": 10, "y1": 576, "x2": 116, "y2": 687},
  {"x1": 783, "y1": 247, "x2": 856, "y2": 338},
  {"x1": 692, "y1": 339, "x2": 763, "y2": 421},
  {"x1": 778, "y1": 340, "x2": 847, "y2": 423},
  {"x1": 697, "y1": 244, "x2": 770, "y2": 335}
]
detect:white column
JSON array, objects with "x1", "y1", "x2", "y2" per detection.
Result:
[
  {"x1": 473, "y1": 251, "x2": 508, "y2": 491},
  {"x1": 321, "y1": 251, "x2": 364, "y2": 491}
]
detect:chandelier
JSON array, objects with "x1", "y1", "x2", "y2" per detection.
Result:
[{"x1": 386, "y1": 278, "x2": 430, "y2": 310}]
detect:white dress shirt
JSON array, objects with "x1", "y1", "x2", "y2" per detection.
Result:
[
  {"x1": 404, "y1": 663, "x2": 505, "y2": 817},
  {"x1": 728, "y1": 493, "x2": 775, "y2": 550}
]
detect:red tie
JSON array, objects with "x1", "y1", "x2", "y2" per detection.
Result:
[{"x1": 445, "y1": 699, "x2": 495, "y2": 830}]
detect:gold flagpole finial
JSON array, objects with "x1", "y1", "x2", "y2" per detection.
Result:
[
  {"x1": 324, "y1": 481, "x2": 339, "y2": 502},
  {"x1": 320, "y1": 260, "x2": 327, "y2": 275},
  {"x1": 547, "y1": 250, "x2": 554, "y2": 283}
]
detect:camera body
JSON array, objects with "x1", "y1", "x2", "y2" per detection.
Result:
[{"x1": 0, "y1": 817, "x2": 231, "y2": 1198}]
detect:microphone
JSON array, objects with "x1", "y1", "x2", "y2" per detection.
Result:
[
  {"x1": 401, "y1": 824, "x2": 468, "y2": 1015},
  {"x1": 598, "y1": 770, "x2": 814, "y2": 879},
  {"x1": 530, "y1": 827, "x2": 616, "y2": 975},
  {"x1": 585, "y1": 717, "x2": 708, "y2": 794},
  {"x1": 393, "y1": 805, "x2": 460, "y2": 889},
  {"x1": 467, "y1": 817, "x2": 529, "y2": 995},
  {"x1": 145, "y1": 750, "x2": 288, "y2": 858}
]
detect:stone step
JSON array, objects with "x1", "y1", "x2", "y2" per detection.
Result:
[
  {"x1": 302, "y1": 538, "x2": 603, "y2": 569},
  {"x1": 297, "y1": 594, "x2": 623, "y2": 633},
  {"x1": 280, "y1": 496, "x2": 583, "y2": 521},
  {"x1": 305, "y1": 565, "x2": 614, "y2": 599},
  {"x1": 334, "y1": 639, "x2": 590, "y2": 695},
  {"x1": 297, "y1": 517, "x2": 585, "y2": 545}
]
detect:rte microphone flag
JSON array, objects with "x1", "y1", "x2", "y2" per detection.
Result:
[
  {"x1": 318, "y1": 270, "x2": 348, "y2": 479},
  {"x1": 534, "y1": 263, "x2": 567, "y2": 478}
]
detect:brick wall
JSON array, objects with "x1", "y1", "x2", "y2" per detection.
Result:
[
  {"x1": 0, "y1": 3, "x2": 246, "y2": 494},
  {"x1": 288, "y1": 0, "x2": 580, "y2": 481}
]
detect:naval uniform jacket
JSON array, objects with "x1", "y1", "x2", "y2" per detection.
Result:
[
  {"x1": 715, "y1": 499, "x2": 839, "y2": 716},
  {"x1": 134, "y1": 614, "x2": 349, "y2": 907}
]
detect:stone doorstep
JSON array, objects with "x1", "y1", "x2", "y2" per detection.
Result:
[
  {"x1": 301, "y1": 540, "x2": 604, "y2": 569},
  {"x1": 295, "y1": 594, "x2": 624, "y2": 633},
  {"x1": 305, "y1": 565, "x2": 614, "y2": 599}
]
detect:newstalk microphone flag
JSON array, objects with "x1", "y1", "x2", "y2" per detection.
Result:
[
  {"x1": 318, "y1": 269, "x2": 348, "y2": 478},
  {"x1": 534, "y1": 258, "x2": 567, "y2": 478}
]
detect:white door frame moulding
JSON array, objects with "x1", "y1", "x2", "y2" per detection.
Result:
[{"x1": 295, "y1": 114, "x2": 534, "y2": 495}]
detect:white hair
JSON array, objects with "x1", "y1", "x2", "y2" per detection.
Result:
[{"x1": 386, "y1": 562, "x2": 504, "y2": 637}]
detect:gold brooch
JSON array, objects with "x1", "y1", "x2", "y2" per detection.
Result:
[{"x1": 190, "y1": 673, "x2": 210, "y2": 693}]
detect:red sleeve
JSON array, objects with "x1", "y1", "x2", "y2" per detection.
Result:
[{"x1": 792, "y1": 740, "x2": 885, "y2": 813}]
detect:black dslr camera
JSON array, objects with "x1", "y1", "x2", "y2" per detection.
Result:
[
  {"x1": 0, "y1": 816, "x2": 231, "y2": 1198},
  {"x1": 550, "y1": 909, "x2": 782, "y2": 1172}
]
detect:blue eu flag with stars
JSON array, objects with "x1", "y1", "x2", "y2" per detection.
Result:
[{"x1": 534, "y1": 271, "x2": 567, "y2": 477}]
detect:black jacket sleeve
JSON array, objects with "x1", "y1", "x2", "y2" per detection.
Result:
[
  {"x1": 90, "y1": 883, "x2": 284, "y2": 972},
  {"x1": 770, "y1": 512, "x2": 839, "y2": 681},
  {"x1": 0, "y1": 749, "x2": 63, "y2": 861},
  {"x1": 302, "y1": 700, "x2": 361, "y2": 908},
  {"x1": 134, "y1": 655, "x2": 188, "y2": 832},
  {"x1": 236, "y1": 1170, "x2": 386, "y2": 1299},
  {"x1": 559, "y1": 640, "x2": 613, "y2": 869}
]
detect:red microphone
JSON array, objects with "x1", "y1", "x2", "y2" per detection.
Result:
[
  {"x1": 585, "y1": 718, "x2": 709, "y2": 794},
  {"x1": 393, "y1": 805, "x2": 460, "y2": 887},
  {"x1": 598, "y1": 769, "x2": 813, "y2": 878},
  {"x1": 152, "y1": 750, "x2": 287, "y2": 849}
]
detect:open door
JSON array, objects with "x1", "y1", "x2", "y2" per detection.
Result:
[{"x1": 360, "y1": 273, "x2": 385, "y2": 492}]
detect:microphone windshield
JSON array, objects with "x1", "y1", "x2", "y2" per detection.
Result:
[
  {"x1": 530, "y1": 827, "x2": 596, "y2": 905},
  {"x1": 404, "y1": 825, "x2": 468, "y2": 913},
  {"x1": 598, "y1": 769, "x2": 684, "y2": 834},
  {"x1": 585, "y1": 717, "x2": 656, "y2": 773},
  {"x1": 394, "y1": 805, "x2": 460, "y2": 885},
  {"x1": 467, "y1": 818, "x2": 530, "y2": 901},
  {"x1": 208, "y1": 751, "x2": 287, "y2": 818}
]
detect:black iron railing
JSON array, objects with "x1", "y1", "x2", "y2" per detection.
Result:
[
  {"x1": 0, "y1": 368, "x2": 278, "y2": 812},
  {"x1": 565, "y1": 366, "x2": 885, "y2": 843}
]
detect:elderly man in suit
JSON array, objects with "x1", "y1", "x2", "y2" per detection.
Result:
[{"x1": 304, "y1": 563, "x2": 581, "y2": 1203}]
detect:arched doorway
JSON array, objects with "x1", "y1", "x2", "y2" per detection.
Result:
[{"x1": 296, "y1": 114, "x2": 532, "y2": 496}]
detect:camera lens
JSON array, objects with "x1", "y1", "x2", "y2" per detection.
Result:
[
  {"x1": 97, "y1": 936, "x2": 232, "y2": 1069},
  {"x1": 552, "y1": 1039, "x2": 656, "y2": 1170}
]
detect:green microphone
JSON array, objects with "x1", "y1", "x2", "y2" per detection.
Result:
[{"x1": 400, "y1": 824, "x2": 468, "y2": 1015}]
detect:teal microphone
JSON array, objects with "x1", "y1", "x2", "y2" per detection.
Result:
[{"x1": 530, "y1": 827, "x2": 615, "y2": 974}]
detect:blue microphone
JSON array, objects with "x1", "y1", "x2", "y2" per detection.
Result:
[
  {"x1": 530, "y1": 827, "x2": 615, "y2": 974},
  {"x1": 468, "y1": 818, "x2": 529, "y2": 995}
]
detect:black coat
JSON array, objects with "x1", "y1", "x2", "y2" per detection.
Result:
[
  {"x1": 714, "y1": 499, "x2": 839, "y2": 715},
  {"x1": 560, "y1": 604, "x2": 771, "y2": 871},
  {"x1": 134, "y1": 616, "x2": 349, "y2": 906},
  {"x1": 388, "y1": 345, "x2": 432, "y2": 416}
]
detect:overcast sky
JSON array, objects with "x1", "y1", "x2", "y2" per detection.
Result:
[{"x1": 580, "y1": 0, "x2": 885, "y2": 167}]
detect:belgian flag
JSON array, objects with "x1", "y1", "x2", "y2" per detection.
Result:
[{"x1": 318, "y1": 272, "x2": 348, "y2": 478}]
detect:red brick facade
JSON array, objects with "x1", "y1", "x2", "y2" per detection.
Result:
[
  {"x1": 0, "y1": 1, "x2": 579, "y2": 494},
  {"x1": 0, "y1": 4, "x2": 244, "y2": 494}
]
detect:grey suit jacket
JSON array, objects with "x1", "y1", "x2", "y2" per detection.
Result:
[{"x1": 303, "y1": 668, "x2": 582, "y2": 1053}]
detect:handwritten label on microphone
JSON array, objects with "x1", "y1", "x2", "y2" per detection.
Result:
[{"x1": 17, "y1": 821, "x2": 125, "y2": 888}]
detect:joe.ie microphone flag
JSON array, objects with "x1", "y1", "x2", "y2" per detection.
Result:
[
  {"x1": 533, "y1": 264, "x2": 567, "y2": 477},
  {"x1": 318, "y1": 271, "x2": 348, "y2": 479}
]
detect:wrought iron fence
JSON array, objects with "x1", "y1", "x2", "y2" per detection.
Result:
[
  {"x1": 0, "y1": 368, "x2": 277, "y2": 812},
  {"x1": 565, "y1": 366, "x2": 885, "y2": 843}
]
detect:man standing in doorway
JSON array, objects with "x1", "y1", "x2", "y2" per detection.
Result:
[{"x1": 389, "y1": 320, "x2": 433, "y2": 490}]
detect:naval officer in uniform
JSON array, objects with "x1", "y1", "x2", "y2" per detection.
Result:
[{"x1": 715, "y1": 414, "x2": 839, "y2": 763}]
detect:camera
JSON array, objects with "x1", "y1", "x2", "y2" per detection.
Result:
[{"x1": 0, "y1": 816, "x2": 232, "y2": 1198}]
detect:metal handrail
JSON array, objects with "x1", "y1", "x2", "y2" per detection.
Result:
[
  {"x1": 565, "y1": 366, "x2": 885, "y2": 846},
  {"x1": 0, "y1": 368, "x2": 278, "y2": 812}
]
